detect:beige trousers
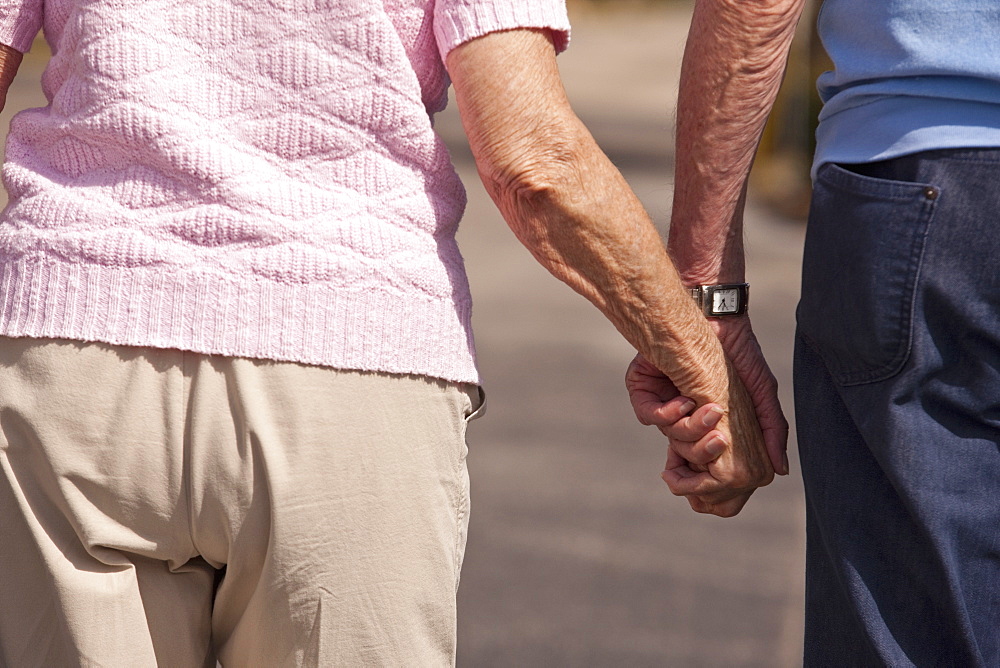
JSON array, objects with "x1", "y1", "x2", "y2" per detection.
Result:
[{"x1": 0, "y1": 337, "x2": 482, "y2": 667}]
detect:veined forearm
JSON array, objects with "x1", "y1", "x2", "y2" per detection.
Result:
[
  {"x1": 668, "y1": 0, "x2": 805, "y2": 285},
  {"x1": 484, "y1": 118, "x2": 730, "y2": 405},
  {"x1": 449, "y1": 29, "x2": 731, "y2": 405},
  {"x1": 451, "y1": 28, "x2": 779, "y2": 506}
]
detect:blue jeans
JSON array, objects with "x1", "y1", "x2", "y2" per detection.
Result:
[{"x1": 795, "y1": 149, "x2": 1000, "y2": 667}]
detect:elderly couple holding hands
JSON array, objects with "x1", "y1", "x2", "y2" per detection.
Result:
[{"x1": 2, "y1": 0, "x2": 997, "y2": 665}]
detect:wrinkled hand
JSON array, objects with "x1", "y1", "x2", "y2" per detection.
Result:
[
  {"x1": 626, "y1": 355, "x2": 731, "y2": 462},
  {"x1": 625, "y1": 341, "x2": 781, "y2": 517},
  {"x1": 708, "y1": 316, "x2": 788, "y2": 476}
]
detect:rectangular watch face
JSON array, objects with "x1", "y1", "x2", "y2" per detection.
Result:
[{"x1": 712, "y1": 288, "x2": 739, "y2": 314}]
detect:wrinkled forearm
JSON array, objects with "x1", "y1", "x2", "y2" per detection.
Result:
[
  {"x1": 668, "y1": 0, "x2": 804, "y2": 285},
  {"x1": 448, "y1": 29, "x2": 729, "y2": 405},
  {"x1": 0, "y1": 42, "x2": 22, "y2": 112},
  {"x1": 490, "y1": 120, "x2": 730, "y2": 403}
]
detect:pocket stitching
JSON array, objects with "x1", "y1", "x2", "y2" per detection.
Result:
[{"x1": 799, "y1": 168, "x2": 939, "y2": 386}]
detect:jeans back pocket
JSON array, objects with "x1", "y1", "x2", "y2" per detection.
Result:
[{"x1": 797, "y1": 162, "x2": 939, "y2": 386}]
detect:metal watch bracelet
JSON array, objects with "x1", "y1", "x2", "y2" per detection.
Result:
[{"x1": 689, "y1": 283, "x2": 749, "y2": 317}]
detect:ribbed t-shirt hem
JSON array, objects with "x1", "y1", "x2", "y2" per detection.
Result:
[
  {"x1": 0, "y1": 258, "x2": 481, "y2": 385},
  {"x1": 813, "y1": 96, "x2": 1000, "y2": 179}
]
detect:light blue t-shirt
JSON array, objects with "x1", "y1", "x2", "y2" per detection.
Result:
[{"x1": 813, "y1": 0, "x2": 1000, "y2": 177}]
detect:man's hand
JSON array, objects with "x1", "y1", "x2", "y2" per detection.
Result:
[
  {"x1": 626, "y1": 348, "x2": 778, "y2": 517},
  {"x1": 710, "y1": 316, "x2": 789, "y2": 476},
  {"x1": 653, "y1": 0, "x2": 801, "y2": 514}
]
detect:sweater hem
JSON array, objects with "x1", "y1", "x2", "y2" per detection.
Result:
[{"x1": 0, "y1": 258, "x2": 481, "y2": 385}]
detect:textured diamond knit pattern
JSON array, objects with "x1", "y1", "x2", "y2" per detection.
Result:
[{"x1": 0, "y1": 0, "x2": 571, "y2": 383}]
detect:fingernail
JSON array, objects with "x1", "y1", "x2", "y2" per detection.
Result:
[
  {"x1": 781, "y1": 452, "x2": 790, "y2": 475},
  {"x1": 678, "y1": 400, "x2": 695, "y2": 414},
  {"x1": 702, "y1": 406, "x2": 725, "y2": 428},
  {"x1": 705, "y1": 435, "x2": 727, "y2": 457}
]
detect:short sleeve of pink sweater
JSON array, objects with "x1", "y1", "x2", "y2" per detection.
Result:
[
  {"x1": 0, "y1": 0, "x2": 40, "y2": 53},
  {"x1": 434, "y1": 0, "x2": 570, "y2": 62},
  {"x1": 0, "y1": 1, "x2": 569, "y2": 385}
]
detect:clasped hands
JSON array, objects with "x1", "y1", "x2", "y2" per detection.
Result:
[{"x1": 625, "y1": 320, "x2": 789, "y2": 517}]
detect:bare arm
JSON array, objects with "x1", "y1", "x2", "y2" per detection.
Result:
[
  {"x1": 446, "y1": 29, "x2": 773, "y2": 516},
  {"x1": 670, "y1": 0, "x2": 804, "y2": 284},
  {"x1": 663, "y1": 0, "x2": 806, "y2": 475},
  {"x1": 0, "y1": 42, "x2": 22, "y2": 111}
]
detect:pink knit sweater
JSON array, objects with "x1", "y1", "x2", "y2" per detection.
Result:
[{"x1": 0, "y1": 0, "x2": 570, "y2": 384}]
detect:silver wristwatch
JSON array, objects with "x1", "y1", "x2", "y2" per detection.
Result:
[{"x1": 689, "y1": 283, "x2": 749, "y2": 317}]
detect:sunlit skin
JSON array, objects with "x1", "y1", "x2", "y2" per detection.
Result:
[
  {"x1": 639, "y1": 0, "x2": 808, "y2": 500},
  {"x1": 447, "y1": 29, "x2": 776, "y2": 517},
  {"x1": 0, "y1": 43, "x2": 20, "y2": 109}
]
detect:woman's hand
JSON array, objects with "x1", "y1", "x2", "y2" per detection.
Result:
[{"x1": 626, "y1": 351, "x2": 777, "y2": 517}]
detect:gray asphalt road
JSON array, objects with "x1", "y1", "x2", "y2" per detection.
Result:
[{"x1": 0, "y1": 4, "x2": 808, "y2": 665}]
